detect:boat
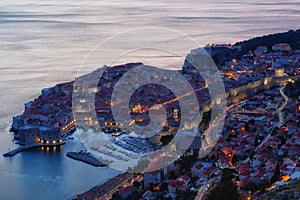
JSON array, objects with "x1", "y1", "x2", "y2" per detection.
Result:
[{"x1": 66, "y1": 151, "x2": 108, "y2": 167}]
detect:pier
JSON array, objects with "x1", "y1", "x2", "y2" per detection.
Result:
[
  {"x1": 2, "y1": 142, "x2": 65, "y2": 157},
  {"x1": 3, "y1": 144, "x2": 36, "y2": 157}
]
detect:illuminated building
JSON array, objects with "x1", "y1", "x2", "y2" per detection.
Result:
[
  {"x1": 18, "y1": 125, "x2": 64, "y2": 146},
  {"x1": 173, "y1": 109, "x2": 179, "y2": 121}
]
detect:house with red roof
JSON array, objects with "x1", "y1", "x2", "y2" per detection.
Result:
[
  {"x1": 191, "y1": 162, "x2": 203, "y2": 177},
  {"x1": 178, "y1": 175, "x2": 191, "y2": 187},
  {"x1": 199, "y1": 166, "x2": 216, "y2": 178},
  {"x1": 168, "y1": 179, "x2": 186, "y2": 193},
  {"x1": 287, "y1": 144, "x2": 300, "y2": 156},
  {"x1": 170, "y1": 165, "x2": 181, "y2": 177}
]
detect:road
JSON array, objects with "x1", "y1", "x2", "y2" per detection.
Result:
[
  {"x1": 196, "y1": 178, "x2": 215, "y2": 200},
  {"x1": 96, "y1": 174, "x2": 143, "y2": 200},
  {"x1": 273, "y1": 86, "x2": 289, "y2": 127},
  {"x1": 243, "y1": 86, "x2": 288, "y2": 164},
  {"x1": 144, "y1": 86, "x2": 205, "y2": 111}
]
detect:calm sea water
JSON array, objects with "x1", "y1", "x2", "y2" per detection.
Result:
[{"x1": 0, "y1": 0, "x2": 299, "y2": 199}]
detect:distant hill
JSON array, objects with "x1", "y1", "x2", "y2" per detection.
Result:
[
  {"x1": 211, "y1": 47, "x2": 237, "y2": 66},
  {"x1": 209, "y1": 28, "x2": 300, "y2": 66},
  {"x1": 235, "y1": 29, "x2": 300, "y2": 54}
]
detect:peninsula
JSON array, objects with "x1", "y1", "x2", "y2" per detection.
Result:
[{"x1": 3, "y1": 29, "x2": 300, "y2": 200}]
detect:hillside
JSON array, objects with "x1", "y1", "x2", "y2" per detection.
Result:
[
  {"x1": 235, "y1": 29, "x2": 300, "y2": 54},
  {"x1": 256, "y1": 180, "x2": 300, "y2": 200}
]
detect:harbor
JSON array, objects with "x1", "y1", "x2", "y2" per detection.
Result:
[{"x1": 0, "y1": 0, "x2": 299, "y2": 198}]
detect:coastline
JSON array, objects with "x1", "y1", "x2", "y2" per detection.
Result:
[
  {"x1": 72, "y1": 173, "x2": 129, "y2": 200},
  {"x1": 2, "y1": 27, "x2": 300, "y2": 199}
]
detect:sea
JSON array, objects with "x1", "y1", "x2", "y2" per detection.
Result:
[{"x1": 0, "y1": 0, "x2": 299, "y2": 199}]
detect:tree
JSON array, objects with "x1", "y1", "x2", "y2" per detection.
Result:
[
  {"x1": 207, "y1": 180, "x2": 240, "y2": 200},
  {"x1": 244, "y1": 179, "x2": 269, "y2": 193},
  {"x1": 244, "y1": 123, "x2": 249, "y2": 132},
  {"x1": 126, "y1": 190, "x2": 141, "y2": 200},
  {"x1": 112, "y1": 192, "x2": 122, "y2": 200},
  {"x1": 133, "y1": 180, "x2": 141, "y2": 190},
  {"x1": 177, "y1": 190, "x2": 196, "y2": 200},
  {"x1": 255, "y1": 136, "x2": 259, "y2": 146},
  {"x1": 207, "y1": 168, "x2": 240, "y2": 200},
  {"x1": 180, "y1": 155, "x2": 196, "y2": 170},
  {"x1": 270, "y1": 162, "x2": 281, "y2": 183},
  {"x1": 232, "y1": 154, "x2": 239, "y2": 165},
  {"x1": 149, "y1": 182, "x2": 155, "y2": 192},
  {"x1": 160, "y1": 182, "x2": 169, "y2": 191},
  {"x1": 221, "y1": 168, "x2": 236, "y2": 182},
  {"x1": 285, "y1": 78, "x2": 300, "y2": 98},
  {"x1": 235, "y1": 29, "x2": 300, "y2": 55},
  {"x1": 249, "y1": 119, "x2": 255, "y2": 125},
  {"x1": 169, "y1": 170, "x2": 176, "y2": 180}
]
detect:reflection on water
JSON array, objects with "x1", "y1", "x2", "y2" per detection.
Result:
[
  {"x1": 38, "y1": 145, "x2": 62, "y2": 155},
  {"x1": 0, "y1": 131, "x2": 120, "y2": 200}
]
